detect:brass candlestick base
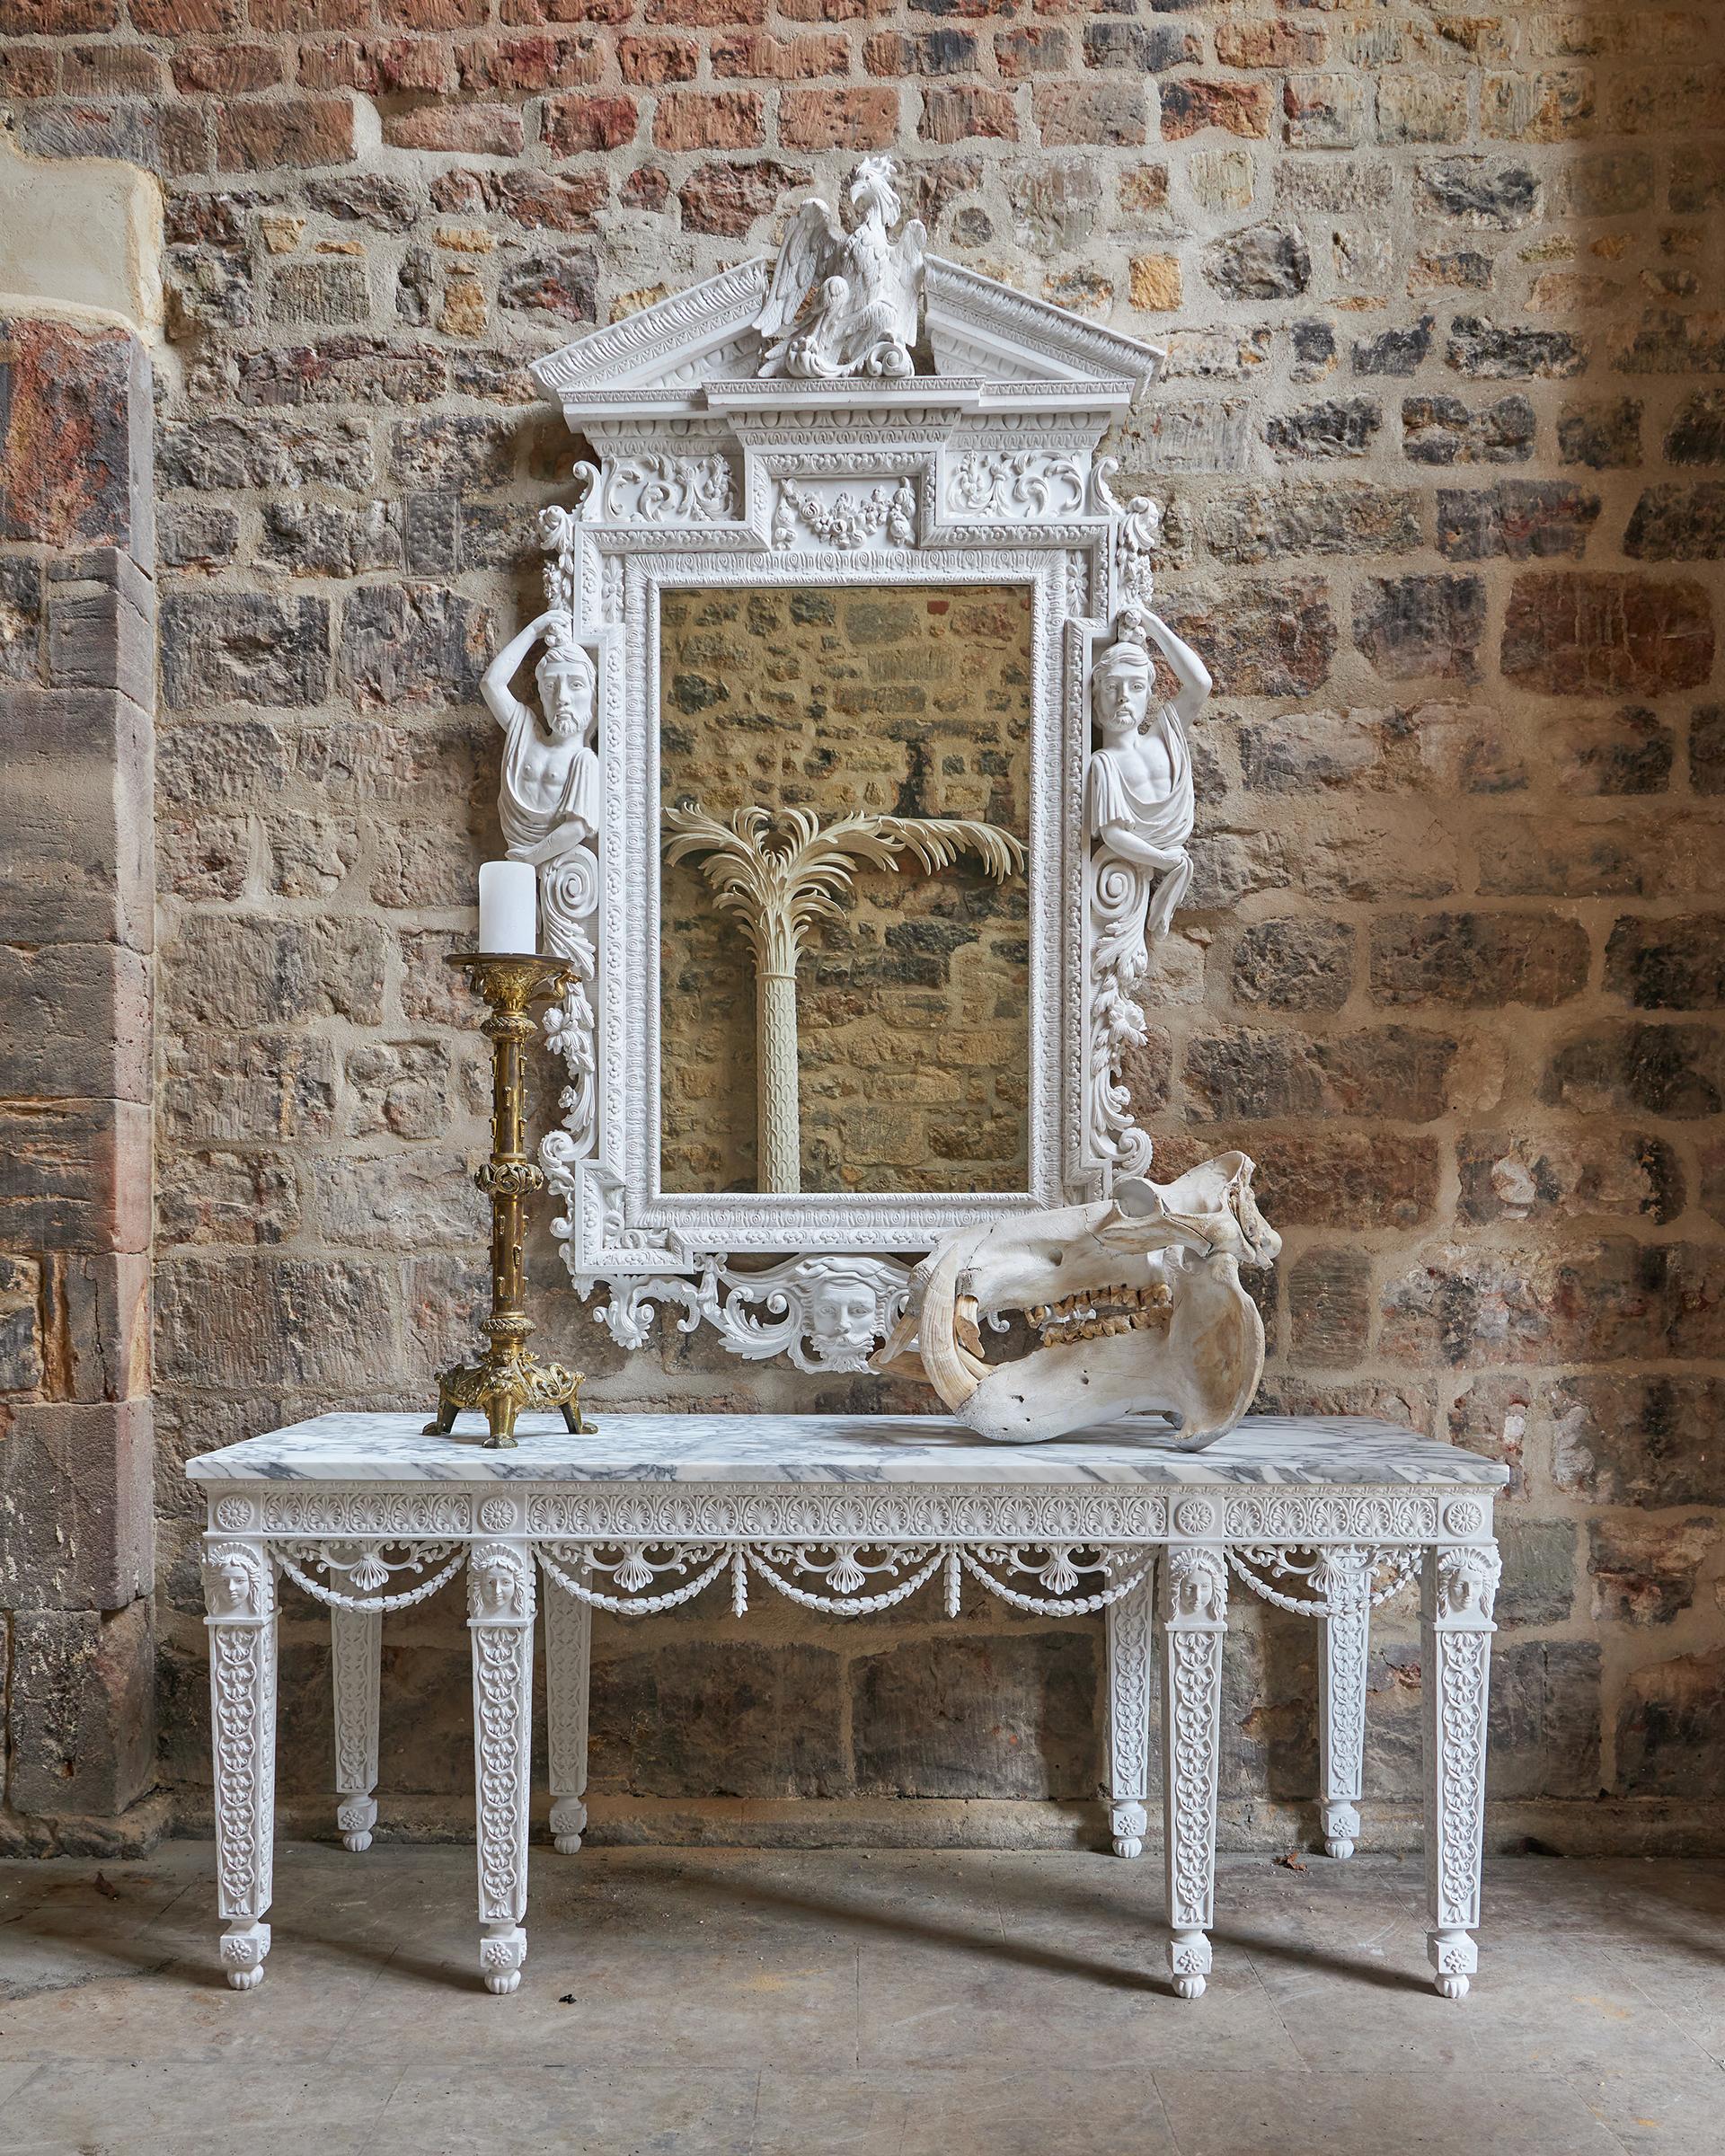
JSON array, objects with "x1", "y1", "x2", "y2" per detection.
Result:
[{"x1": 425, "y1": 950, "x2": 595, "y2": 1448}]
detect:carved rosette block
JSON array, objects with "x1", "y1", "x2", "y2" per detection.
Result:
[
  {"x1": 1104, "y1": 1566, "x2": 1154, "y2": 1859},
  {"x1": 468, "y1": 1541, "x2": 537, "y2": 1993},
  {"x1": 201, "y1": 1537, "x2": 279, "y2": 1991},
  {"x1": 1158, "y1": 1544, "x2": 1226, "y2": 1999},
  {"x1": 1422, "y1": 1540, "x2": 1500, "y2": 2000}
]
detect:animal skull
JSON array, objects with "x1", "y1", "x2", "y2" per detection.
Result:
[{"x1": 872, "y1": 1152, "x2": 1281, "y2": 1447}]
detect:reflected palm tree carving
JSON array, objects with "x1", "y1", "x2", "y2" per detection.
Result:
[{"x1": 663, "y1": 803, "x2": 1026, "y2": 1194}]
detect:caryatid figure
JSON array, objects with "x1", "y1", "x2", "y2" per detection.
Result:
[
  {"x1": 483, "y1": 609, "x2": 600, "y2": 868},
  {"x1": 1085, "y1": 604, "x2": 1209, "y2": 947}
]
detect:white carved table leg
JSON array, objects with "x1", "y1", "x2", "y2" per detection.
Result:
[
  {"x1": 1158, "y1": 1546, "x2": 1227, "y2": 2000},
  {"x1": 469, "y1": 1540, "x2": 535, "y2": 1994},
  {"x1": 1423, "y1": 1537, "x2": 1500, "y2": 2000},
  {"x1": 201, "y1": 1536, "x2": 279, "y2": 1992},
  {"x1": 331, "y1": 1560, "x2": 382, "y2": 1853},
  {"x1": 1104, "y1": 1562, "x2": 1154, "y2": 1858},
  {"x1": 544, "y1": 1574, "x2": 592, "y2": 1854},
  {"x1": 1318, "y1": 1547, "x2": 1374, "y2": 1860}
]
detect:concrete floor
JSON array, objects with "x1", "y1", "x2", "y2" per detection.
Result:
[{"x1": 2, "y1": 1845, "x2": 1722, "y2": 2155}]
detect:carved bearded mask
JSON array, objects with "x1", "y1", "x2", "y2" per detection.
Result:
[{"x1": 872, "y1": 1152, "x2": 1281, "y2": 1447}]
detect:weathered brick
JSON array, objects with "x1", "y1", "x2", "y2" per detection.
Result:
[
  {"x1": 1084, "y1": 19, "x2": 1191, "y2": 72},
  {"x1": 1281, "y1": 72, "x2": 1366, "y2": 149},
  {"x1": 336, "y1": 583, "x2": 492, "y2": 708},
  {"x1": 6, "y1": 1602, "x2": 155, "y2": 1817},
  {"x1": 1033, "y1": 81, "x2": 1146, "y2": 147},
  {"x1": 1203, "y1": 223, "x2": 1311, "y2": 300},
  {"x1": 649, "y1": 88, "x2": 762, "y2": 150},
  {"x1": 1164, "y1": 578, "x2": 1335, "y2": 696},
  {"x1": 1501, "y1": 572, "x2": 1715, "y2": 695},
  {"x1": 591, "y1": 1643, "x2": 843, "y2": 1798},
  {"x1": 851, "y1": 1631, "x2": 1096, "y2": 1799},
  {"x1": 1437, "y1": 481, "x2": 1600, "y2": 561},
  {"x1": 158, "y1": 592, "x2": 328, "y2": 711},
  {"x1": 1552, "y1": 1374, "x2": 1725, "y2": 1507},
  {"x1": 781, "y1": 86, "x2": 898, "y2": 149},
  {"x1": 1458, "y1": 1130, "x2": 1683, "y2": 1227},
  {"x1": 1415, "y1": 155, "x2": 1540, "y2": 227},
  {"x1": 385, "y1": 103, "x2": 526, "y2": 155},
  {"x1": 496, "y1": 244, "x2": 598, "y2": 323},
  {"x1": 1201, "y1": 482, "x2": 1420, "y2": 565},
  {"x1": 1182, "y1": 1025, "x2": 1463, "y2": 1124},
  {"x1": 1370, "y1": 912, "x2": 1589, "y2": 1008},
  {"x1": 1161, "y1": 77, "x2": 1269, "y2": 141},
  {"x1": 1605, "y1": 915, "x2": 1725, "y2": 1011},
  {"x1": 216, "y1": 96, "x2": 354, "y2": 170},
  {"x1": 1624, "y1": 483, "x2": 1725, "y2": 562},
  {"x1": 1354, "y1": 574, "x2": 1484, "y2": 681},
  {"x1": 155, "y1": 1253, "x2": 398, "y2": 1390},
  {"x1": 679, "y1": 158, "x2": 811, "y2": 236},
  {"x1": 1266, "y1": 397, "x2": 1380, "y2": 460},
  {"x1": 1558, "y1": 398, "x2": 1641, "y2": 470},
  {"x1": 1617, "y1": 1648, "x2": 1725, "y2": 1797},
  {"x1": 1544, "y1": 1021, "x2": 1725, "y2": 1119},
  {"x1": 1232, "y1": 918, "x2": 1354, "y2": 1011},
  {"x1": 1614, "y1": 309, "x2": 1725, "y2": 377},
  {"x1": 1287, "y1": 1247, "x2": 1372, "y2": 1365},
  {"x1": 1447, "y1": 316, "x2": 1588, "y2": 380},
  {"x1": 1666, "y1": 389, "x2": 1725, "y2": 465},
  {"x1": 1252, "y1": 1131, "x2": 1440, "y2": 1230},
  {"x1": 1402, "y1": 393, "x2": 1535, "y2": 465}
]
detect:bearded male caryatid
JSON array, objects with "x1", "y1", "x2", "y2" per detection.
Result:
[{"x1": 484, "y1": 609, "x2": 601, "y2": 870}]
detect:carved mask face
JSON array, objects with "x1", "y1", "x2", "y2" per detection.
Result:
[
  {"x1": 540, "y1": 665, "x2": 591, "y2": 740},
  {"x1": 1092, "y1": 660, "x2": 1152, "y2": 738},
  {"x1": 873, "y1": 1152, "x2": 1281, "y2": 1447},
  {"x1": 807, "y1": 1276, "x2": 881, "y2": 1356}
]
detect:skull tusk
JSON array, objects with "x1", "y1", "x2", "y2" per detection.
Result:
[
  {"x1": 954, "y1": 1292, "x2": 985, "y2": 1359},
  {"x1": 916, "y1": 1246, "x2": 980, "y2": 1409}
]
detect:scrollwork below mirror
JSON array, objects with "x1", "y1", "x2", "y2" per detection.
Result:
[{"x1": 509, "y1": 159, "x2": 1188, "y2": 1374}]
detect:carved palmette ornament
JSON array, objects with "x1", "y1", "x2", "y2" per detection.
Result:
[{"x1": 873, "y1": 1153, "x2": 1280, "y2": 1446}]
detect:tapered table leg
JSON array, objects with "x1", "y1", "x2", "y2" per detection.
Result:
[
  {"x1": 1422, "y1": 1539, "x2": 1500, "y2": 2000},
  {"x1": 1318, "y1": 1548, "x2": 1374, "y2": 1860},
  {"x1": 1158, "y1": 1547, "x2": 1227, "y2": 1999},
  {"x1": 1104, "y1": 1564, "x2": 1154, "y2": 1858},
  {"x1": 544, "y1": 1576, "x2": 592, "y2": 1854},
  {"x1": 201, "y1": 1537, "x2": 279, "y2": 1991},
  {"x1": 469, "y1": 1541, "x2": 536, "y2": 1994},
  {"x1": 331, "y1": 1561, "x2": 382, "y2": 1852}
]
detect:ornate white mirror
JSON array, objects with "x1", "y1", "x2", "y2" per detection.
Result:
[{"x1": 506, "y1": 158, "x2": 1190, "y2": 1374}]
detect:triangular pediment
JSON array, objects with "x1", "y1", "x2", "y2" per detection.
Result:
[{"x1": 529, "y1": 252, "x2": 1161, "y2": 423}]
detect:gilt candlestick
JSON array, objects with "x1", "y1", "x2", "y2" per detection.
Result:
[{"x1": 425, "y1": 950, "x2": 593, "y2": 1447}]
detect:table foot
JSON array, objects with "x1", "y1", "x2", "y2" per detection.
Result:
[
  {"x1": 221, "y1": 1920, "x2": 270, "y2": 1992},
  {"x1": 549, "y1": 1795, "x2": 587, "y2": 1855},
  {"x1": 1168, "y1": 1930, "x2": 1210, "y2": 2001},
  {"x1": 338, "y1": 1795, "x2": 377, "y2": 1852},
  {"x1": 481, "y1": 1923, "x2": 526, "y2": 1996},
  {"x1": 1429, "y1": 1928, "x2": 1476, "y2": 2001},
  {"x1": 1110, "y1": 1800, "x2": 1146, "y2": 1860},
  {"x1": 1320, "y1": 1798, "x2": 1359, "y2": 1860}
]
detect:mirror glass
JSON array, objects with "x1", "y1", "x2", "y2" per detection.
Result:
[{"x1": 659, "y1": 583, "x2": 1033, "y2": 1198}]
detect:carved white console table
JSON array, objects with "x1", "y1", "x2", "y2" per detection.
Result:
[{"x1": 187, "y1": 1412, "x2": 1506, "y2": 2002}]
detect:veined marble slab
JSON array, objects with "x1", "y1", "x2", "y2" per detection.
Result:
[{"x1": 186, "y1": 1412, "x2": 1508, "y2": 1489}]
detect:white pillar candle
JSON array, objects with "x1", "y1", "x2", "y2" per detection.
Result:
[{"x1": 478, "y1": 860, "x2": 537, "y2": 953}]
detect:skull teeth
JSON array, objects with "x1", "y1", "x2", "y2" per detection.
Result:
[{"x1": 1027, "y1": 1279, "x2": 1173, "y2": 1348}]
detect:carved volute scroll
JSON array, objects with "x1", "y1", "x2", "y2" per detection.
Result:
[{"x1": 509, "y1": 158, "x2": 1193, "y2": 1373}]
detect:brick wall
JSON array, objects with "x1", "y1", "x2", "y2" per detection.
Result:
[{"x1": 2, "y1": 0, "x2": 1721, "y2": 1848}]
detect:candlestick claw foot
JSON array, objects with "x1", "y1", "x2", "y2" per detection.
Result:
[{"x1": 425, "y1": 1351, "x2": 592, "y2": 1448}]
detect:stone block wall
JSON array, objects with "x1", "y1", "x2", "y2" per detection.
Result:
[
  {"x1": 0, "y1": 309, "x2": 160, "y2": 1851},
  {"x1": 2, "y1": 0, "x2": 1722, "y2": 1848}
]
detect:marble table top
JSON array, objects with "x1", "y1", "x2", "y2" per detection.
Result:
[{"x1": 186, "y1": 1412, "x2": 1509, "y2": 1490}]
